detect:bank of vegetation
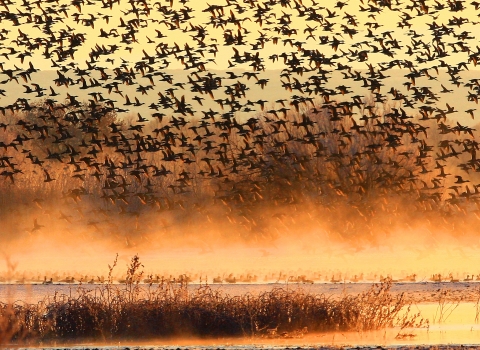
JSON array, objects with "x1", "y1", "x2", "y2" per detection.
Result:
[{"x1": 0, "y1": 255, "x2": 424, "y2": 345}]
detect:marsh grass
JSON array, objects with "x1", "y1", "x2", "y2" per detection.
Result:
[
  {"x1": 474, "y1": 287, "x2": 480, "y2": 323},
  {"x1": 433, "y1": 289, "x2": 462, "y2": 324},
  {"x1": 0, "y1": 256, "x2": 422, "y2": 345}
]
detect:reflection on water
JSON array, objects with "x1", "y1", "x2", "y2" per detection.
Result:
[
  {"x1": 4, "y1": 284, "x2": 480, "y2": 347},
  {"x1": 10, "y1": 327, "x2": 480, "y2": 348},
  {"x1": 399, "y1": 303, "x2": 480, "y2": 346},
  {"x1": 2, "y1": 281, "x2": 480, "y2": 303}
]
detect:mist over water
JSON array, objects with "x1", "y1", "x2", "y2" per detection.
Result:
[
  {"x1": 2, "y1": 225, "x2": 480, "y2": 281},
  {"x1": 4, "y1": 0, "x2": 480, "y2": 345}
]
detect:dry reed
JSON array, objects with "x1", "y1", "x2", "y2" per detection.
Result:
[{"x1": 0, "y1": 256, "x2": 422, "y2": 345}]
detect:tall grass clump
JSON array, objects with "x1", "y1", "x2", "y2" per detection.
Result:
[{"x1": 0, "y1": 256, "x2": 422, "y2": 345}]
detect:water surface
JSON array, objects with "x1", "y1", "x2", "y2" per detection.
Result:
[{"x1": 1, "y1": 281, "x2": 480, "y2": 304}]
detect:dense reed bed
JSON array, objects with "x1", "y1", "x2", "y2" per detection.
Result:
[{"x1": 0, "y1": 255, "x2": 423, "y2": 345}]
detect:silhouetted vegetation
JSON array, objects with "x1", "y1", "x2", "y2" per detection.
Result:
[{"x1": 0, "y1": 255, "x2": 423, "y2": 345}]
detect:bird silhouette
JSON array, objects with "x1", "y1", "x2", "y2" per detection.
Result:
[{"x1": 0, "y1": 0, "x2": 477, "y2": 265}]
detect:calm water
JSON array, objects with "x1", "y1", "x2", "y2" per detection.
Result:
[
  {"x1": 1, "y1": 281, "x2": 480, "y2": 304},
  {"x1": 8, "y1": 346, "x2": 480, "y2": 350},
  {"x1": 4, "y1": 282, "x2": 480, "y2": 348}
]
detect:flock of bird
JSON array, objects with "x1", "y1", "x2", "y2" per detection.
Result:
[
  {"x1": 0, "y1": 271, "x2": 480, "y2": 284},
  {"x1": 0, "y1": 0, "x2": 480, "y2": 246},
  {"x1": 4, "y1": 271, "x2": 480, "y2": 285}
]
